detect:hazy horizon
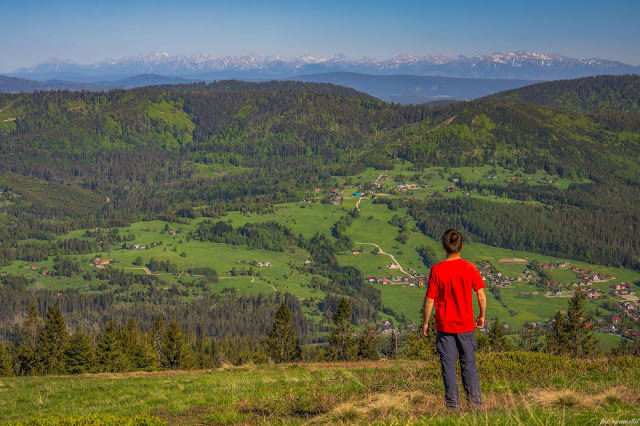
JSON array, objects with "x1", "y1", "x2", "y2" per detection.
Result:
[{"x1": 1, "y1": 0, "x2": 639, "y2": 73}]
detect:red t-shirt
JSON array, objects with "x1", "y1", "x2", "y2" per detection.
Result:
[{"x1": 426, "y1": 258, "x2": 485, "y2": 333}]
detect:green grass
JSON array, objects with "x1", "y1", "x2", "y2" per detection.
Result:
[{"x1": 1, "y1": 354, "x2": 639, "y2": 425}]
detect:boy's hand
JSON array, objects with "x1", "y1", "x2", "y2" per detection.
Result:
[
  {"x1": 422, "y1": 322, "x2": 429, "y2": 337},
  {"x1": 475, "y1": 316, "x2": 484, "y2": 328}
]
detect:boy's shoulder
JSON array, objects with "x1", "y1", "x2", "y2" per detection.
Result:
[{"x1": 433, "y1": 258, "x2": 477, "y2": 273}]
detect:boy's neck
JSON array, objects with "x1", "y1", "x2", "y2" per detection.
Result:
[{"x1": 445, "y1": 252, "x2": 462, "y2": 261}]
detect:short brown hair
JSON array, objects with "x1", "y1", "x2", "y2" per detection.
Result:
[{"x1": 442, "y1": 229, "x2": 463, "y2": 254}]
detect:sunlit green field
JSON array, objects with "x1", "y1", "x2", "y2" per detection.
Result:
[
  {"x1": 5, "y1": 160, "x2": 639, "y2": 350},
  {"x1": 2, "y1": 354, "x2": 639, "y2": 425}
]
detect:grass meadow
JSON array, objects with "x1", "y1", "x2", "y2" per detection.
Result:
[{"x1": 2, "y1": 353, "x2": 639, "y2": 425}]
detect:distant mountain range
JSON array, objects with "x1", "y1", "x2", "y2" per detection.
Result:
[{"x1": 7, "y1": 51, "x2": 640, "y2": 81}]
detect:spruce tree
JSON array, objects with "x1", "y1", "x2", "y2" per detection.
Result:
[
  {"x1": 151, "y1": 315, "x2": 166, "y2": 357},
  {"x1": 545, "y1": 311, "x2": 568, "y2": 355},
  {"x1": 266, "y1": 303, "x2": 301, "y2": 363},
  {"x1": 356, "y1": 329, "x2": 380, "y2": 360},
  {"x1": 123, "y1": 319, "x2": 157, "y2": 371},
  {"x1": 162, "y1": 319, "x2": 185, "y2": 369},
  {"x1": 96, "y1": 320, "x2": 129, "y2": 372},
  {"x1": 518, "y1": 322, "x2": 539, "y2": 352},
  {"x1": 565, "y1": 291, "x2": 599, "y2": 357},
  {"x1": 16, "y1": 301, "x2": 41, "y2": 375},
  {"x1": 327, "y1": 298, "x2": 356, "y2": 361},
  {"x1": 22, "y1": 301, "x2": 41, "y2": 347},
  {"x1": 384, "y1": 330, "x2": 398, "y2": 360},
  {"x1": 488, "y1": 318, "x2": 511, "y2": 352},
  {"x1": 0, "y1": 340, "x2": 13, "y2": 377},
  {"x1": 475, "y1": 329, "x2": 490, "y2": 352},
  {"x1": 403, "y1": 316, "x2": 437, "y2": 359},
  {"x1": 36, "y1": 306, "x2": 69, "y2": 375},
  {"x1": 64, "y1": 332, "x2": 95, "y2": 374}
]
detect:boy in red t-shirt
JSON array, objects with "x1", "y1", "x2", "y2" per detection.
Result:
[{"x1": 422, "y1": 229, "x2": 487, "y2": 409}]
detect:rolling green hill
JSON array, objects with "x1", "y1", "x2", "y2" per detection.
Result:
[
  {"x1": 490, "y1": 74, "x2": 640, "y2": 112},
  {"x1": 0, "y1": 78, "x2": 639, "y2": 356}
]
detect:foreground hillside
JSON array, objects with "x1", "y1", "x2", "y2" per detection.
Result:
[{"x1": 2, "y1": 353, "x2": 639, "y2": 425}]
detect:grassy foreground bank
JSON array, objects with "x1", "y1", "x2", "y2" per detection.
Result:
[{"x1": 1, "y1": 353, "x2": 639, "y2": 425}]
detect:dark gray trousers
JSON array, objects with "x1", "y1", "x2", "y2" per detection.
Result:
[{"x1": 435, "y1": 330, "x2": 482, "y2": 409}]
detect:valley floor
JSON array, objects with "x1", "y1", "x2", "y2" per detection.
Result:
[{"x1": 2, "y1": 353, "x2": 639, "y2": 425}]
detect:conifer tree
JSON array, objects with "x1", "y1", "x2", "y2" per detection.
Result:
[
  {"x1": 96, "y1": 320, "x2": 129, "y2": 372},
  {"x1": 123, "y1": 319, "x2": 157, "y2": 371},
  {"x1": 327, "y1": 298, "x2": 356, "y2": 361},
  {"x1": 266, "y1": 303, "x2": 301, "y2": 363},
  {"x1": 151, "y1": 315, "x2": 166, "y2": 357},
  {"x1": 36, "y1": 306, "x2": 69, "y2": 375},
  {"x1": 545, "y1": 311, "x2": 568, "y2": 355},
  {"x1": 475, "y1": 329, "x2": 490, "y2": 352},
  {"x1": 22, "y1": 301, "x2": 41, "y2": 347},
  {"x1": 16, "y1": 301, "x2": 41, "y2": 375},
  {"x1": 64, "y1": 332, "x2": 94, "y2": 374},
  {"x1": 162, "y1": 319, "x2": 185, "y2": 369},
  {"x1": 488, "y1": 318, "x2": 511, "y2": 352},
  {"x1": 403, "y1": 316, "x2": 437, "y2": 359},
  {"x1": 0, "y1": 340, "x2": 13, "y2": 377},
  {"x1": 356, "y1": 329, "x2": 380, "y2": 360},
  {"x1": 566, "y1": 291, "x2": 599, "y2": 356},
  {"x1": 518, "y1": 322, "x2": 539, "y2": 351},
  {"x1": 384, "y1": 330, "x2": 398, "y2": 360}
]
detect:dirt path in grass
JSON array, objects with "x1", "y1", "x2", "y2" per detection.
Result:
[
  {"x1": 0, "y1": 99, "x2": 19, "y2": 113},
  {"x1": 219, "y1": 275, "x2": 277, "y2": 291},
  {"x1": 125, "y1": 267, "x2": 178, "y2": 276},
  {"x1": 127, "y1": 267, "x2": 152, "y2": 275},
  {"x1": 355, "y1": 242, "x2": 410, "y2": 276},
  {"x1": 426, "y1": 115, "x2": 457, "y2": 134},
  {"x1": 356, "y1": 197, "x2": 363, "y2": 209}
]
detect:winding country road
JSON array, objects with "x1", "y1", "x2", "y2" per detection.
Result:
[{"x1": 355, "y1": 242, "x2": 410, "y2": 276}]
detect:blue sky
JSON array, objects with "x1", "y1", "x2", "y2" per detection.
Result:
[{"x1": 1, "y1": 0, "x2": 639, "y2": 72}]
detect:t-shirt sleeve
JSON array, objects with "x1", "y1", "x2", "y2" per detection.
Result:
[
  {"x1": 471, "y1": 266, "x2": 486, "y2": 292},
  {"x1": 426, "y1": 270, "x2": 438, "y2": 299}
]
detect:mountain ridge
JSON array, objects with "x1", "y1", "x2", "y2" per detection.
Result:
[{"x1": 8, "y1": 51, "x2": 640, "y2": 81}]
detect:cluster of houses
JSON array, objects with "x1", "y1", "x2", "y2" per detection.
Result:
[
  {"x1": 237, "y1": 259, "x2": 272, "y2": 267},
  {"x1": 477, "y1": 262, "x2": 516, "y2": 287},
  {"x1": 396, "y1": 183, "x2": 421, "y2": 191},
  {"x1": 29, "y1": 264, "x2": 54, "y2": 276},
  {"x1": 610, "y1": 282, "x2": 634, "y2": 297},
  {"x1": 92, "y1": 258, "x2": 111, "y2": 268},
  {"x1": 366, "y1": 275, "x2": 426, "y2": 287}
]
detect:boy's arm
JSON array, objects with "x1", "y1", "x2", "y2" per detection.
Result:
[
  {"x1": 422, "y1": 297, "x2": 434, "y2": 336},
  {"x1": 475, "y1": 288, "x2": 487, "y2": 328}
]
